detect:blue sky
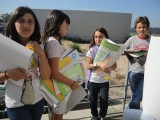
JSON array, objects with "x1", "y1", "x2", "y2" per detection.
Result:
[{"x1": 0, "y1": 0, "x2": 160, "y2": 28}]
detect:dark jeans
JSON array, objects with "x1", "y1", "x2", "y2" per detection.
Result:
[
  {"x1": 7, "y1": 99, "x2": 44, "y2": 120},
  {"x1": 88, "y1": 82, "x2": 109, "y2": 117},
  {"x1": 129, "y1": 72, "x2": 144, "y2": 101},
  {"x1": 128, "y1": 72, "x2": 144, "y2": 109}
]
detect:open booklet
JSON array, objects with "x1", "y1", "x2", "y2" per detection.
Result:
[
  {"x1": 93, "y1": 38, "x2": 125, "y2": 81},
  {"x1": 124, "y1": 50, "x2": 147, "y2": 67},
  {"x1": 40, "y1": 49, "x2": 86, "y2": 109}
]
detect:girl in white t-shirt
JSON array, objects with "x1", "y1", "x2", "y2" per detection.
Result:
[
  {"x1": 0, "y1": 6, "x2": 51, "y2": 120},
  {"x1": 42, "y1": 10, "x2": 79, "y2": 120},
  {"x1": 86, "y1": 27, "x2": 117, "y2": 120}
]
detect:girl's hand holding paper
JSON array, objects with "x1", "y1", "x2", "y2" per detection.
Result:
[
  {"x1": 97, "y1": 62, "x2": 111, "y2": 74},
  {"x1": 6, "y1": 68, "x2": 27, "y2": 81},
  {"x1": 70, "y1": 81, "x2": 80, "y2": 90},
  {"x1": 26, "y1": 41, "x2": 45, "y2": 57}
]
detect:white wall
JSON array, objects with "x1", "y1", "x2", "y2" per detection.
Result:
[{"x1": 32, "y1": 9, "x2": 132, "y2": 43}]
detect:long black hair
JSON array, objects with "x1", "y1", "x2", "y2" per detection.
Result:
[
  {"x1": 5, "y1": 6, "x2": 41, "y2": 44},
  {"x1": 42, "y1": 10, "x2": 70, "y2": 44},
  {"x1": 89, "y1": 27, "x2": 109, "y2": 48}
]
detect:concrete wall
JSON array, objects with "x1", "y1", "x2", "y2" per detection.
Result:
[{"x1": 32, "y1": 9, "x2": 132, "y2": 43}]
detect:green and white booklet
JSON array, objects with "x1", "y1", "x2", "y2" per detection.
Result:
[
  {"x1": 54, "y1": 49, "x2": 85, "y2": 97},
  {"x1": 93, "y1": 38, "x2": 125, "y2": 81}
]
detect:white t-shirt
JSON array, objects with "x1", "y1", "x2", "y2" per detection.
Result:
[
  {"x1": 86, "y1": 47, "x2": 108, "y2": 83},
  {"x1": 45, "y1": 37, "x2": 64, "y2": 59},
  {"x1": 1, "y1": 52, "x2": 43, "y2": 108},
  {"x1": 124, "y1": 35, "x2": 150, "y2": 72}
]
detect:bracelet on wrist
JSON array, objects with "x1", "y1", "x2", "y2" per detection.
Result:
[
  {"x1": 70, "y1": 81, "x2": 75, "y2": 87},
  {"x1": 4, "y1": 70, "x2": 9, "y2": 79}
]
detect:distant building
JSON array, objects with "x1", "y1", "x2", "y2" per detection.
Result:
[{"x1": 32, "y1": 9, "x2": 132, "y2": 43}]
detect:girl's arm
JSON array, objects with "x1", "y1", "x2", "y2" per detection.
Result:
[
  {"x1": 86, "y1": 55, "x2": 117, "y2": 74},
  {"x1": 38, "y1": 51, "x2": 51, "y2": 80},
  {"x1": 0, "y1": 71, "x2": 8, "y2": 83},
  {"x1": 97, "y1": 62, "x2": 117, "y2": 74},
  {"x1": 32, "y1": 42, "x2": 51, "y2": 80},
  {"x1": 86, "y1": 57, "x2": 96, "y2": 69},
  {"x1": 49, "y1": 57, "x2": 79, "y2": 90},
  {"x1": 0, "y1": 68, "x2": 27, "y2": 83},
  {"x1": 110, "y1": 63, "x2": 117, "y2": 71}
]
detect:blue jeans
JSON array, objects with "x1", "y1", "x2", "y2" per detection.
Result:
[
  {"x1": 7, "y1": 99, "x2": 44, "y2": 120},
  {"x1": 128, "y1": 72, "x2": 144, "y2": 109},
  {"x1": 88, "y1": 82, "x2": 109, "y2": 117}
]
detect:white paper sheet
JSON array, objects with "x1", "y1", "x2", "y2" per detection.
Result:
[
  {"x1": 0, "y1": 34, "x2": 33, "y2": 70},
  {"x1": 64, "y1": 85, "x2": 87, "y2": 114},
  {"x1": 143, "y1": 36, "x2": 160, "y2": 120}
]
